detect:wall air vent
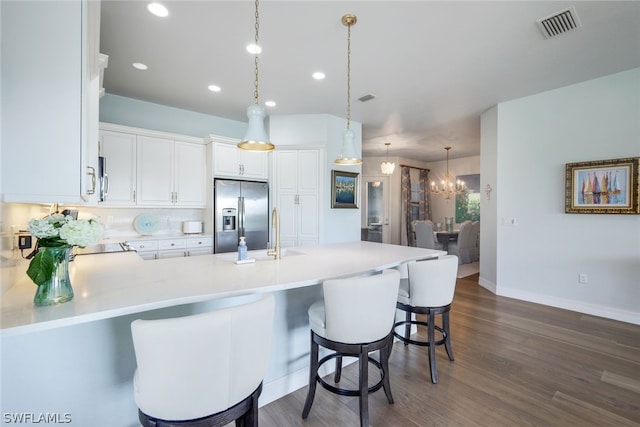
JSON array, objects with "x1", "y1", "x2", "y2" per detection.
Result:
[
  {"x1": 536, "y1": 7, "x2": 581, "y2": 39},
  {"x1": 357, "y1": 93, "x2": 376, "y2": 102}
]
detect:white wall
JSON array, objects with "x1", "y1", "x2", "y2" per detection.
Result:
[
  {"x1": 486, "y1": 67, "x2": 640, "y2": 324},
  {"x1": 100, "y1": 94, "x2": 247, "y2": 139},
  {"x1": 268, "y1": 114, "x2": 362, "y2": 244},
  {"x1": 479, "y1": 107, "x2": 498, "y2": 289}
]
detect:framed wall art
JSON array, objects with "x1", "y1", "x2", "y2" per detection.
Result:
[
  {"x1": 331, "y1": 170, "x2": 359, "y2": 209},
  {"x1": 565, "y1": 157, "x2": 639, "y2": 214}
]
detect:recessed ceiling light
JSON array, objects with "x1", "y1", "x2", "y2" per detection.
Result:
[
  {"x1": 312, "y1": 72, "x2": 326, "y2": 80},
  {"x1": 147, "y1": 3, "x2": 169, "y2": 17},
  {"x1": 265, "y1": 101, "x2": 276, "y2": 107},
  {"x1": 208, "y1": 85, "x2": 221, "y2": 92},
  {"x1": 132, "y1": 62, "x2": 148, "y2": 70},
  {"x1": 246, "y1": 44, "x2": 262, "y2": 55}
]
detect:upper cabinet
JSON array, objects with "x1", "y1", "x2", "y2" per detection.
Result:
[
  {"x1": 99, "y1": 130, "x2": 137, "y2": 205},
  {"x1": 1, "y1": 0, "x2": 103, "y2": 204},
  {"x1": 99, "y1": 124, "x2": 206, "y2": 208},
  {"x1": 210, "y1": 138, "x2": 269, "y2": 180}
]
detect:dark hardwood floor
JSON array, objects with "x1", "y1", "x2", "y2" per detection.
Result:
[{"x1": 258, "y1": 274, "x2": 640, "y2": 426}]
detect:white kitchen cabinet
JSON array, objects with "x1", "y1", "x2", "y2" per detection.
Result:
[
  {"x1": 126, "y1": 236, "x2": 212, "y2": 260},
  {"x1": 127, "y1": 240, "x2": 158, "y2": 260},
  {"x1": 275, "y1": 150, "x2": 320, "y2": 247},
  {"x1": 174, "y1": 142, "x2": 207, "y2": 206},
  {"x1": 136, "y1": 136, "x2": 174, "y2": 206},
  {"x1": 1, "y1": 0, "x2": 101, "y2": 204},
  {"x1": 156, "y1": 238, "x2": 187, "y2": 259},
  {"x1": 212, "y1": 141, "x2": 268, "y2": 180},
  {"x1": 99, "y1": 130, "x2": 137, "y2": 205},
  {"x1": 137, "y1": 137, "x2": 206, "y2": 207},
  {"x1": 186, "y1": 236, "x2": 213, "y2": 256},
  {"x1": 99, "y1": 124, "x2": 206, "y2": 207}
]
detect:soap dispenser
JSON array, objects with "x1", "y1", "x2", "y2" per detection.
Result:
[{"x1": 238, "y1": 236, "x2": 247, "y2": 261}]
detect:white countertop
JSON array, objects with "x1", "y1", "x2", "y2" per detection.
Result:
[{"x1": 0, "y1": 241, "x2": 444, "y2": 337}]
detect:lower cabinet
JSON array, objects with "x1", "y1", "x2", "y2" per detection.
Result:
[{"x1": 126, "y1": 236, "x2": 212, "y2": 260}]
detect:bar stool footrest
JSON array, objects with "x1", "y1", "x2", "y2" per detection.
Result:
[
  {"x1": 393, "y1": 320, "x2": 447, "y2": 347},
  {"x1": 316, "y1": 352, "x2": 385, "y2": 397}
]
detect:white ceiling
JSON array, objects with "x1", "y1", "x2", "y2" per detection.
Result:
[{"x1": 100, "y1": 1, "x2": 640, "y2": 162}]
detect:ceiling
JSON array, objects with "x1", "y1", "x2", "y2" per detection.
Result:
[{"x1": 100, "y1": 1, "x2": 640, "y2": 162}]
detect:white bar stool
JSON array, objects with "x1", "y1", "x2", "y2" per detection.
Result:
[
  {"x1": 302, "y1": 269, "x2": 401, "y2": 427},
  {"x1": 130, "y1": 294, "x2": 275, "y2": 427},
  {"x1": 394, "y1": 255, "x2": 458, "y2": 384}
]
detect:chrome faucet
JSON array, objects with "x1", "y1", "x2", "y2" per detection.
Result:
[{"x1": 267, "y1": 207, "x2": 281, "y2": 260}]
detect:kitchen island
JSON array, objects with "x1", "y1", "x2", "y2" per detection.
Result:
[{"x1": 1, "y1": 242, "x2": 443, "y2": 426}]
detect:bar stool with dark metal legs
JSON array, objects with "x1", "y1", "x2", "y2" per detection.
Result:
[{"x1": 302, "y1": 269, "x2": 401, "y2": 427}]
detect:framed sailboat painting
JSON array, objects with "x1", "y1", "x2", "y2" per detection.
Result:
[{"x1": 565, "y1": 157, "x2": 639, "y2": 214}]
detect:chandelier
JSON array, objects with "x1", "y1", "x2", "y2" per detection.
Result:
[
  {"x1": 237, "y1": 0, "x2": 274, "y2": 151},
  {"x1": 334, "y1": 14, "x2": 362, "y2": 165},
  {"x1": 380, "y1": 142, "x2": 395, "y2": 174},
  {"x1": 430, "y1": 146, "x2": 465, "y2": 200}
]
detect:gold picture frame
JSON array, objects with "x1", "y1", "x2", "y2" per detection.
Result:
[{"x1": 565, "y1": 157, "x2": 639, "y2": 214}]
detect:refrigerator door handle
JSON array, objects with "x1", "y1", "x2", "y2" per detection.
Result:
[{"x1": 239, "y1": 196, "x2": 245, "y2": 237}]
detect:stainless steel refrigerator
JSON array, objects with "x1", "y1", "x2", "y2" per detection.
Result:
[{"x1": 214, "y1": 179, "x2": 269, "y2": 253}]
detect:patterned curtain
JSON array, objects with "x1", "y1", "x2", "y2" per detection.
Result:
[
  {"x1": 401, "y1": 166, "x2": 414, "y2": 246},
  {"x1": 419, "y1": 169, "x2": 432, "y2": 221}
]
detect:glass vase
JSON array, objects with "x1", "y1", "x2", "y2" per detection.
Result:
[{"x1": 33, "y1": 246, "x2": 74, "y2": 306}]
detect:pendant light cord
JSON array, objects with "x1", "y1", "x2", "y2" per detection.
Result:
[
  {"x1": 253, "y1": 0, "x2": 260, "y2": 105},
  {"x1": 346, "y1": 19, "x2": 351, "y2": 129}
]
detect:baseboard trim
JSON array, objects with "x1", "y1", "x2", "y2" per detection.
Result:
[
  {"x1": 496, "y1": 287, "x2": 640, "y2": 326},
  {"x1": 478, "y1": 276, "x2": 496, "y2": 293}
]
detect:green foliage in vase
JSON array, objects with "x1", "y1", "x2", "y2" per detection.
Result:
[{"x1": 26, "y1": 214, "x2": 103, "y2": 286}]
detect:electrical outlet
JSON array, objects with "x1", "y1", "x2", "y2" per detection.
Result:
[
  {"x1": 18, "y1": 234, "x2": 32, "y2": 250},
  {"x1": 578, "y1": 273, "x2": 588, "y2": 284}
]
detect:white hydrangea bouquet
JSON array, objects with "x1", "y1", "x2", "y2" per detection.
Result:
[{"x1": 27, "y1": 214, "x2": 104, "y2": 286}]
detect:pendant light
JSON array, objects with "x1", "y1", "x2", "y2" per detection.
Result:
[
  {"x1": 238, "y1": 0, "x2": 274, "y2": 152},
  {"x1": 430, "y1": 146, "x2": 465, "y2": 200},
  {"x1": 334, "y1": 14, "x2": 362, "y2": 165},
  {"x1": 380, "y1": 142, "x2": 395, "y2": 174}
]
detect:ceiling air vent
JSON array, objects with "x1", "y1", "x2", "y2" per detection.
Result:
[
  {"x1": 358, "y1": 93, "x2": 376, "y2": 102},
  {"x1": 536, "y1": 7, "x2": 581, "y2": 39}
]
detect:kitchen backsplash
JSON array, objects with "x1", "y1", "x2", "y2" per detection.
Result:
[
  {"x1": 0, "y1": 203, "x2": 207, "y2": 294},
  {"x1": 1, "y1": 203, "x2": 206, "y2": 243}
]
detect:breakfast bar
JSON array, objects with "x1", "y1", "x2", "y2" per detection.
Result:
[{"x1": 1, "y1": 242, "x2": 443, "y2": 426}]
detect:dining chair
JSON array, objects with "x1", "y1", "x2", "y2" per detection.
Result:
[
  {"x1": 414, "y1": 220, "x2": 444, "y2": 250},
  {"x1": 447, "y1": 220, "x2": 473, "y2": 264}
]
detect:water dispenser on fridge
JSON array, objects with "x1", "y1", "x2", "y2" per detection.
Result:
[{"x1": 222, "y1": 208, "x2": 237, "y2": 231}]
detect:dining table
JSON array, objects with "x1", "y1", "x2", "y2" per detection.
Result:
[{"x1": 435, "y1": 230, "x2": 459, "y2": 252}]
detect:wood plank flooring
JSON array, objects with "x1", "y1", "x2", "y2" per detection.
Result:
[{"x1": 258, "y1": 274, "x2": 640, "y2": 426}]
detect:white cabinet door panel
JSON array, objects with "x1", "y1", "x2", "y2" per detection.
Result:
[
  {"x1": 298, "y1": 194, "x2": 319, "y2": 243},
  {"x1": 137, "y1": 136, "x2": 174, "y2": 206},
  {"x1": 175, "y1": 142, "x2": 206, "y2": 206},
  {"x1": 213, "y1": 142, "x2": 268, "y2": 180},
  {"x1": 100, "y1": 131, "x2": 137, "y2": 205},
  {"x1": 274, "y1": 149, "x2": 320, "y2": 247}
]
